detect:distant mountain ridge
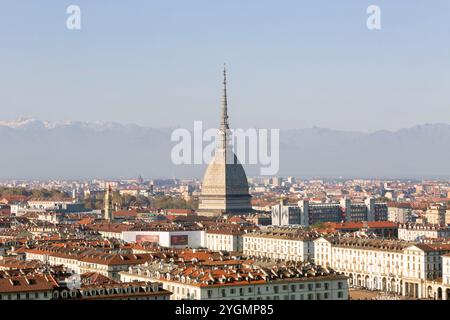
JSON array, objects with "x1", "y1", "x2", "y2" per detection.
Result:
[{"x1": 0, "y1": 118, "x2": 449, "y2": 179}]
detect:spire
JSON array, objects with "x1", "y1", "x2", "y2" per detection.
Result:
[
  {"x1": 218, "y1": 65, "x2": 232, "y2": 161},
  {"x1": 104, "y1": 184, "x2": 113, "y2": 222},
  {"x1": 221, "y1": 64, "x2": 229, "y2": 130}
]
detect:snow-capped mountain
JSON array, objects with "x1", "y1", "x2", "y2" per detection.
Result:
[{"x1": 0, "y1": 119, "x2": 449, "y2": 179}]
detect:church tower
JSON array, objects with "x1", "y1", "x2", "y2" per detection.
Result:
[
  {"x1": 104, "y1": 185, "x2": 114, "y2": 221},
  {"x1": 198, "y1": 66, "x2": 253, "y2": 217}
]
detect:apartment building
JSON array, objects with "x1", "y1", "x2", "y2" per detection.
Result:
[
  {"x1": 20, "y1": 245, "x2": 153, "y2": 281},
  {"x1": 271, "y1": 198, "x2": 306, "y2": 226},
  {"x1": 243, "y1": 228, "x2": 317, "y2": 262},
  {"x1": 205, "y1": 229, "x2": 244, "y2": 252},
  {"x1": 314, "y1": 236, "x2": 450, "y2": 299},
  {"x1": 388, "y1": 202, "x2": 414, "y2": 223},
  {"x1": 0, "y1": 274, "x2": 58, "y2": 300},
  {"x1": 54, "y1": 281, "x2": 171, "y2": 300},
  {"x1": 398, "y1": 223, "x2": 450, "y2": 242},
  {"x1": 272, "y1": 198, "x2": 388, "y2": 227},
  {"x1": 426, "y1": 204, "x2": 448, "y2": 225},
  {"x1": 120, "y1": 260, "x2": 348, "y2": 300}
]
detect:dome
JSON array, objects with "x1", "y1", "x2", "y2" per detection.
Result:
[
  {"x1": 198, "y1": 149, "x2": 252, "y2": 216},
  {"x1": 201, "y1": 151, "x2": 250, "y2": 196}
]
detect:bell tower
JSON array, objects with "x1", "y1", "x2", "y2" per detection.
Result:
[{"x1": 104, "y1": 185, "x2": 114, "y2": 221}]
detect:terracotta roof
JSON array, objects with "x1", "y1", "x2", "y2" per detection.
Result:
[
  {"x1": 79, "y1": 253, "x2": 153, "y2": 266},
  {"x1": 81, "y1": 272, "x2": 117, "y2": 286},
  {"x1": 129, "y1": 259, "x2": 346, "y2": 288},
  {"x1": 113, "y1": 210, "x2": 138, "y2": 218},
  {"x1": 0, "y1": 195, "x2": 29, "y2": 203},
  {"x1": 325, "y1": 221, "x2": 397, "y2": 230},
  {"x1": 0, "y1": 274, "x2": 58, "y2": 293},
  {"x1": 0, "y1": 259, "x2": 43, "y2": 270},
  {"x1": 411, "y1": 243, "x2": 450, "y2": 252},
  {"x1": 166, "y1": 209, "x2": 195, "y2": 215}
]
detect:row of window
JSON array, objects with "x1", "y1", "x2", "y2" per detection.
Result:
[
  {"x1": 0, "y1": 291, "x2": 49, "y2": 300},
  {"x1": 205, "y1": 282, "x2": 345, "y2": 298}
]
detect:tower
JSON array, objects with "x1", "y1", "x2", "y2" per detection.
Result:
[
  {"x1": 197, "y1": 66, "x2": 252, "y2": 217},
  {"x1": 104, "y1": 185, "x2": 114, "y2": 221}
]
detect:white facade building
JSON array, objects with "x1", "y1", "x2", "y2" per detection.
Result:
[
  {"x1": 314, "y1": 237, "x2": 450, "y2": 299},
  {"x1": 243, "y1": 229, "x2": 316, "y2": 262},
  {"x1": 120, "y1": 261, "x2": 348, "y2": 300},
  {"x1": 388, "y1": 204, "x2": 413, "y2": 223},
  {"x1": 121, "y1": 230, "x2": 205, "y2": 248},
  {"x1": 398, "y1": 223, "x2": 450, "y2": 242},
  {"x1": 205, "y1": 230, "x2": 244, "y2": 252}
]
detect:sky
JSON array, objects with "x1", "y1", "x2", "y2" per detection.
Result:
[{"x1": 0, "y1": 0, "x2": 449, "y2": 132}]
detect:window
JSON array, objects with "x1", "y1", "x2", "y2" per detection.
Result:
[
  {"x1": 308, "y1": 284, "x2": 313, "y2": 291},
  {"x1": 338, "y1": 292, "x2": 343, "y2": 298},
  {"x1": 338, "y1": 282, "x2": 343, "y2": 290}
]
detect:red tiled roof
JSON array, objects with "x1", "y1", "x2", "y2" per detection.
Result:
[
  {"x1": 81, "y1": 272, "x2": 117, "y2": 286},
  {"x1": 0, "y1": 195, "x2": 28, "y2": 203},
  {"x1": 325, "y1": 221, "x2": 398, "y2": 230},
  {"x1": 113, "y1": 210, "x2": 138, "y2": 218},
  {"x1": 0, "y1": 274, "x2": 58, "y2": 293},
  {"x1": 166, "y1": 209, "x2": 195, "y2": 215}
]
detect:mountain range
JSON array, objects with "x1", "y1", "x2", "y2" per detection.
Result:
[{"x1": 0, "y1": 118, "x2": 449, "y2": 180}]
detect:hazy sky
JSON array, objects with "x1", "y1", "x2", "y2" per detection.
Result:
[{"x1": 0, "y1": 1, "x2": 449, "y2": 132}]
